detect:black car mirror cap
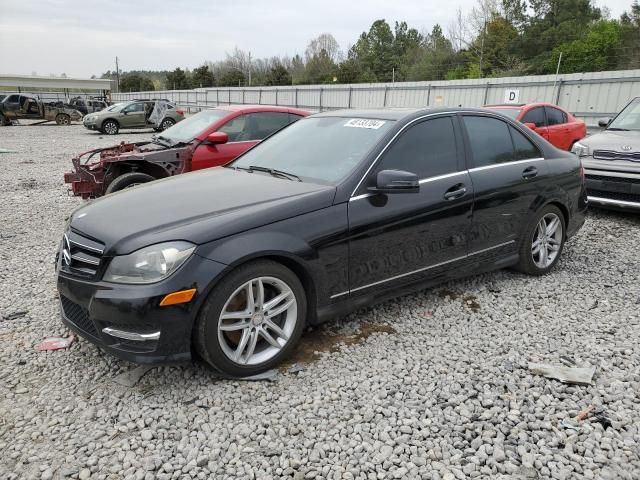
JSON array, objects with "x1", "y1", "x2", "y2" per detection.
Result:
[
  {"x1": 598, "y1": 117, "x2": 611, "y2": 128},
  {"x1": 369, "y1": 169, "x2": 420, "y2": 194}
]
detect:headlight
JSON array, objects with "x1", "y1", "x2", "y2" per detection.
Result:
[
  {"x1": 104, "y1": 241, "x2": 195, "y2": 284},
  {"x1": 571, "y1": 141, "x2": 590, "y2": 157}
]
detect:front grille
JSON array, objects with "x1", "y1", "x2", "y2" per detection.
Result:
[
  {"x1": 588, "y1": 189, "x2": 640, "y2": 203},
  {"x1": 593, "y1": 150, "x2": 640, "y2": 163},
  {"x1": 60, "y1": 230, "x2": 105, "y2": 279},
  {"x1": 60, "y1": 295, "x2": 99, "y2": 337}
]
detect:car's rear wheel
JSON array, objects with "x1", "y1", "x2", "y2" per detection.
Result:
[
  {"x1": 159, "y1": 118, "x2": 175, "y2": 131},
  {"x1": 102, "y1": 120, "x2": 119, "y2": 135},
  {"x1": 105, "y1": 172, "x2": 155, "y2": 194},
  {"x1": 514, "y1": 205, "x2": 566, "y2": 275},
  {"x1": 195, "y1": 260, "x2": 306, "y2": 377},
  {"x1": 55, "y1": 113, "x2": 70, "y2": 125},
  {"x1": 0, "y1": 114, "x2": 10, "y2": 126}
]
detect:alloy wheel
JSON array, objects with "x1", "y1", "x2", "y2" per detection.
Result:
[
  {"x1": 217, "y1": 276, "x2": 297, "y2": 366},
  {"x1": 531, "y1": 213, "x2": 563, "y2": 268}
]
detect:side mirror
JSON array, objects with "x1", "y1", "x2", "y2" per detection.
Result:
[
  {"x1": 207, "y1": 131, "x2": 229, "y2": 145},
  {"x1": 122, "y1": 110, "x2": 128, "y2": 115},
  {"x1": 369, "y1": 169, "x2": 419, "y2": 194},
  {"x1": 523, "y1": 122, "x2": 537, "y2": 130},
  {"x1": 598, "y1": 117, "x2": 611, "y2": 128}
]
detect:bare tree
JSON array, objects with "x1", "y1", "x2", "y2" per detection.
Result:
[{"x1": 305, "y1": 33, "x2": 342, "y2": 62}]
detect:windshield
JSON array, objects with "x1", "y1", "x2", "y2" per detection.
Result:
[
  {"x1": 230, "y1": 116, "x2": 394, "y2": 184},
  {"x1": 160, "y1": 109, "x2": 229, "y2": 143},
  {"x1": 106, "y1": 102, "x2": 126, "y2": 112},
  {"x1": 608, "y1": 98, "x2": 640, "y2": 131}
]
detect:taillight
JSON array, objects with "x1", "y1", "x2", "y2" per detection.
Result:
[{"x1": 176, "y1": 108, "x2": 185, "y2": 116}]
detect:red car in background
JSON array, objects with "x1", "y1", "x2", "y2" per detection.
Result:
[
  {"x1": 485, "y1": 103, "x2": 586, "y2": 151},
  {"x1": 65, "y1": 105, "x2": 310, "y2": 198}
]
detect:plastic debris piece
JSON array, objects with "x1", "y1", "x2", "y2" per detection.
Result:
[
  {"x1": 528, "y1": 362, "x2": 596, "y2": 385},
  {"x1": 592, "y1": 407, "x2": 613, "y2": 429},
  {"x1": 3, "y1": 310, "x2": 28, "y2": 321},
  {"x1": 287, "y1": 363, "x2": 305, "y2": 374},
  {"x1": 240, "y1": 369, "x2": 279, "y2": 382},
  {"x1": 575, "y1": 405, "x2": 596, "y2": 421},
  {"x1": 560, "y1": 418, "x2": 584, "y2": 432},
  {"x1": 36, "y1": 335, "x2": 75, "y2": 351},
  {"x1": 112, "y1": 366, "x2": 153, "y2": 387}
]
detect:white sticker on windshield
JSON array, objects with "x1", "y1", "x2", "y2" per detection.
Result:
[{"x1": 344, "y1": 118, "x2": 386, "y2": 129}]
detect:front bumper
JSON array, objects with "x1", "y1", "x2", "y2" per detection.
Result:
[
  {"x1": 83, "y1": 121, "x2": 98, "y2": 130},
  {"x1": 56, "y1": 253, "x2": 227, "y2": 364},
  {"x1": 584, "y1": 167, "x2": 640, "y2": 211}
]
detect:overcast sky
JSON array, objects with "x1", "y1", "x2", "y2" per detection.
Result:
[{"x1": 0, "y1": 0, "x2": 633, "y2": 78}]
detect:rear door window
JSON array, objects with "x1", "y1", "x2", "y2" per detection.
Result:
[
  {"x1": 545, "y1": 107, "x2": 567, "y2": 126},
  {"x1": 521, "y1": 107, "x2": 546, "y2": 127},
  {"x1": 510, "y1": 126, "x2": 542, "y2": 160},
  {"x1": 463, "y1": 116, "x2": 515, "y2": 167}
]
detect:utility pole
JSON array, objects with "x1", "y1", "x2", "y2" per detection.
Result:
[
  {"x1": 115, "y1": 56, "x2": 120, "y2": 92},
  {"x1": 248, "y1": 51, "x2": 252, "y2": 86}
]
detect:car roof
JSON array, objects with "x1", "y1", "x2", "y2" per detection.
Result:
[
  {"x1": 312, "y1": 107, "x2": 509, "y2": 122},
  {"x1": 485, "y1": 102, "x2": 564, "y2": 109}
]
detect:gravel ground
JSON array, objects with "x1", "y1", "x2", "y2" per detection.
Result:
[{"x1": 0, "y1": 123, "x2": 639, "y2": 480}]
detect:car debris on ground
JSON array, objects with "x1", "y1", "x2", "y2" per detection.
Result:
[{"x1": 528, "y1": 362, "x2": 597, "y2": 385}]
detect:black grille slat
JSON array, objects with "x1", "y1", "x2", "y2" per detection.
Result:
[
  {"x1": 60, "y1": 230, "x2": 105, "y2": 279},
  {"x1": 588, "y1": 189, "x2": 640, "y2": 203},
  {"x1": 593, "y1": 150, "x2": 640, "y2": 162},
  {"x1": 586, "y1": 174, "x2": 639, "y2": 184},
  {"x1": 60, "y1": 296, "x2": 99, "y2": 337}
]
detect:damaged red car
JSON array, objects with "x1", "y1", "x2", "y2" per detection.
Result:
[{"x1": 64, "y1": 105, "x2": 310, "y2": 198}]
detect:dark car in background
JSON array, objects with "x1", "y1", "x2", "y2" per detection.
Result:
[
  {"x1": 56, "y1": 108, "x2": 586, "y2": 376},
  {"x1": 572, "y1": 97, "x2": 640, "y2": 210},
  {"x1": 65, "y1": 105, "x2": 309, "y2": 198},
  {"x1": 486, "y1": 102, "x2": 586, "y2": 151}
]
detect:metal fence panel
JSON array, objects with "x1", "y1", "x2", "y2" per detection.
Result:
[{"x1": 112, "y1": 68, "x2": 640, "y2": 125}]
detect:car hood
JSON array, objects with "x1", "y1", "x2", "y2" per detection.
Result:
[
  {"x1": 70, "y1": 168, "x2": 336, "y2": 255},
  {"x1": 581, "y1": 130, "x2": 640, "y2": 173},
  {"x1": 581, "y1": 129, "x2": 640, "y2": 150}
]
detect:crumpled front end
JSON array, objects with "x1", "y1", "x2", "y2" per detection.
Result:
[{"x1": 64, "y1": 142, "x2": 146, "y2": 199}]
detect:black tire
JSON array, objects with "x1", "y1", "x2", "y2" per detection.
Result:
[
  {"x1": 0, "y1": 114, "x2": 10, "y2": 126},
  {"x1": 105, "y1": 172, "x2": 155, "y2": 194},
  {"x1": 194, "y1": 260, "x2": 307, "y2": 377},
  {"x1": 101, "y1": 119, "x2": 119, "y2": 135},
  {"x1": 514, "y1": 204, "x2": 566, "y2": 276},
  {"x1": 159, "y1": 118, "x2": 175, "y2": 131}
]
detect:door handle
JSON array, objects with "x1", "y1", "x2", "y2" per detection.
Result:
[
  {"x1": 522, "y1": 166, "x2": 538, "y2": 179},
  {"x1": 443, "y1": 184, "x2": 467, "y2": 200}
]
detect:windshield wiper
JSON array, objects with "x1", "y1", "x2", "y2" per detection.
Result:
[
  {"x1": 607, "y1": 127, "x2": 629, "y2": 131},
  {"x1": 248, "y1": 165, "x2": 302, "y2": 182},
  {"x1": 153, "y1": 135, "x2": 172, "y2": 147}
]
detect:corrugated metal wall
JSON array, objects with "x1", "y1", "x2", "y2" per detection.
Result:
[{"x1": 113, "y1": 69, "x2": 640, "y2": 125}]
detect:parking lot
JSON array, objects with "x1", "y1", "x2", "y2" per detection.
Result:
[{"x1": 0, "y1": 124, "x2": 639, "y2": 480}]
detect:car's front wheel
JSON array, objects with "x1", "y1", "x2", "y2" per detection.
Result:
[
  {"x1": 515, "y1": 205, "x2": 566, "y2": 275},
  {"x1": 102, "y1": 119, "x2": 119, "y2": 135},
  {"x1": 195, "y1": 260, "x2": 306, "y2": 377},
  {"x1": 105, "y1": 172, "x2": 155, "y2": 194}
]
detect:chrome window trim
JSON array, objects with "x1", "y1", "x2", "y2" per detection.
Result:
[
  {"x1": 349, "y1": 171, "x2": 468, "y2": 203},
  {"x1": 329, "y1": 240, "x2": 515, "y2": 299},
  {"x1": 467, "y1": 157, "x2": 545, "y2": 173},
  {"x1": 350, "y1": 110, "x2": 546, "y2": 197}
]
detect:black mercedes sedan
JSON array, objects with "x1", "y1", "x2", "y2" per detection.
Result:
[{"x1": 56, "y1": 108, "x2": 587, "y2": 376}]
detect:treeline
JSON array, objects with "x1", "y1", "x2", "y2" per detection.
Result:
[{"x1": 104, "y1": 0, "x2": 640, "y2": 91}]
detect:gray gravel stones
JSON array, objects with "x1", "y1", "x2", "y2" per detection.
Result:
[{"x1": 1, "y1": 124, "x2": 640, "y2": 479}]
